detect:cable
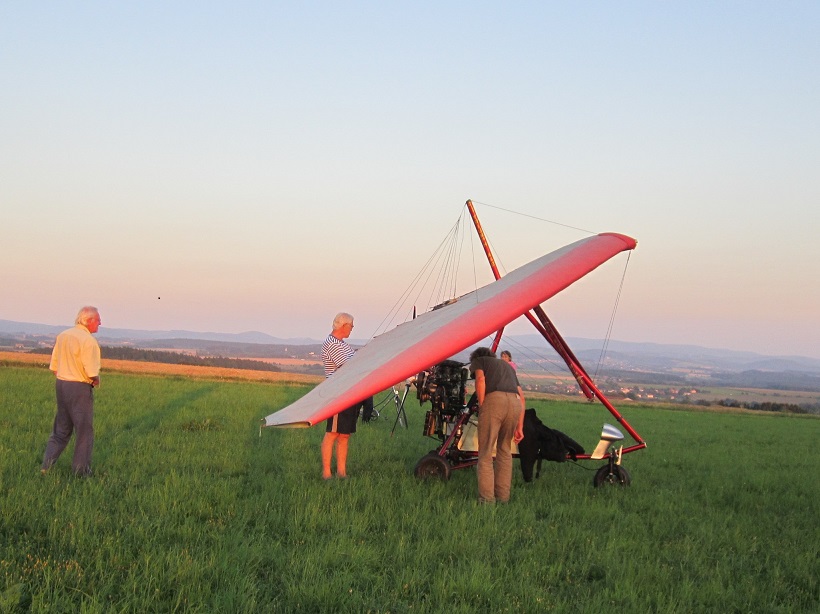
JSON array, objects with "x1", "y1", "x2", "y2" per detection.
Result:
[
  {"x1": 471, "y1": 200, "x2": 598, "y2": 236},
  {"x1": 593, "y1": 252, "x2": 632, "y2": 380}
]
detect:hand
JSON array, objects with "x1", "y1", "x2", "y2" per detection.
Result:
[{"x1": 513, "y1": 428, "x2": 524, "y2": 444}]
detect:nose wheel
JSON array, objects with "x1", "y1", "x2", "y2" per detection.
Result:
[{"x1": 593, "y1": 463, "x2": 631, "y2": 487}]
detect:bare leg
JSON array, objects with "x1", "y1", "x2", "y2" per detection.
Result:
[
  {"x1": 321, "y1": 432, "x2": 338, "y2": 479},
  {"x1": 335, "y1": 434, "x2": 350, "y2": 477}
]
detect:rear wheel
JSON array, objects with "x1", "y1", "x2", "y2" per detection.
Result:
[
  {"x1": 414, "y1": 453, "x2": 451, "y2": 480},
  {"x1": 593, "y1": 464, "x2": 631, "y2": 487}
]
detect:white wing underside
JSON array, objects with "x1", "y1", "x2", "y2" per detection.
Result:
[{"x1": 262, "y1": 233, "x2": 636, "y2": 428}]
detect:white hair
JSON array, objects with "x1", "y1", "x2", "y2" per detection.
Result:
[
  {"x1": 75, "y1": 306, "x2": 99, "y2": 326},
  {"x1": 332, "y1": 312, "x2": 354, "y2": 330}
]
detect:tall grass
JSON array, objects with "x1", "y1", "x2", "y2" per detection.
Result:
[{"x1": 1, "y1": 364, "x2": 818, "y2": 612}]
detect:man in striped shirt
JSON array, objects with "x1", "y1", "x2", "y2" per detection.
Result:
[{"x1": 320, "y1": 312, "x2": 361, "y2": 479}]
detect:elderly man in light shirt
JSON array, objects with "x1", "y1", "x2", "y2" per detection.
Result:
[{"x1": 41, "y1": 306, "x2": 102, "y2": 477}]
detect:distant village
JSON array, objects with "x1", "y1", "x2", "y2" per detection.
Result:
[
  {"x1": 516, "y1": 375, "x2": 815, "y2": 414},
  {"x1": 520, "y1": 378, "x2": 702, "y2": 404}
]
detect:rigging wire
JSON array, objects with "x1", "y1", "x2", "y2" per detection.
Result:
[
  {"x1": 433, "y1": 216, "x2": 463, "y2": 307},
  {"x1": 593, "y1": 251, "x2": 632, "y2": 381},
  {"x1": 468, "y1": 209, "x2": 479, "y2": 297},
  {"x1": 492, "y1": 330, "x2": 586, "y2": 390},
  {"x1": 372, "y1": 214, "x2": 466, "y2": 338},
  {"x1": 471, "y1": 200, "x2": 598, "y2": 236},
  {"x1": 448, "y1": 213, "x2": 468, "y2": 299}
]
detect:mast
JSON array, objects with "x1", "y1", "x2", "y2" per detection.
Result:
[{"x1": 465, "y1": 200, "x2": 505, "y2": 353}]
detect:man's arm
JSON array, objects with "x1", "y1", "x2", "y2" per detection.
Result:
[
  {"x1": 474, "y1": 369, "x2": 486, "y2": 407},
  {"x1": 514, "y1": 385, "x2": 525, "y2": 443}
]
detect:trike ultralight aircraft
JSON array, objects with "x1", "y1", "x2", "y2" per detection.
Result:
[{"x1": 262, "y1": 200, "x2": 646, "y2": 486}]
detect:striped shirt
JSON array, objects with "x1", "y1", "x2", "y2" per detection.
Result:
[{"x1": 321, "y1": 334, "x2": 355, "y2": 378}]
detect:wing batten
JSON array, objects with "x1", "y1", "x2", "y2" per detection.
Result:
[{"x1": 262, "y1": 233, "x2": 636, "y2": 428}]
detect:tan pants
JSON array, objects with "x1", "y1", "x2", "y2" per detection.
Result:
[{"x1": 476, "y1": 391, "x2": 520, "y2": 503}]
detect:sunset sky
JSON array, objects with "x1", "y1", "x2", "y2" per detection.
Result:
[{"x1": 3, "y1": 2, "x2": 819, "y2": 358}]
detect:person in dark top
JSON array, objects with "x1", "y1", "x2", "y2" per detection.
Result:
[{"x1": 469, "y1": 347, "x2": 525, "y2": 503}]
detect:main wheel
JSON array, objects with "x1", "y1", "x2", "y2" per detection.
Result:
[
  {"x1": 414, "y1": 453, "x2": 451, "y2": 480},
  {"x1": 593, "y1": 464, "x2": 631, "y2": 487}
]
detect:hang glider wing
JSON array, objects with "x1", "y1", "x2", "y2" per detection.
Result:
[{"x1": 262, "y1": 232, "x2": 637, "y2": 428}]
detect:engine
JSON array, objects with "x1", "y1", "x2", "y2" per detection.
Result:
[
  {"x1": 416, "y1": 359, "x2": 469, "y2": 438},
  {"x1": 416, "y1": 359, "x2": 468, "y2": 413}
]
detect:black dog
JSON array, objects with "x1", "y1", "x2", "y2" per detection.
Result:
[{"x1": 518, "y1": 408, "x2": 585, "y2": 482}]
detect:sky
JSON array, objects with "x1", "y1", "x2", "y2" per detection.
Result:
[{"x1": 2, "y1": 2, "x2": 819, "y2": 359}]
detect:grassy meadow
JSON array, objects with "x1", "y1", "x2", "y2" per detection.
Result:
[{"x1": 1, "y1": 363, "x2": 818, "y2": 612}]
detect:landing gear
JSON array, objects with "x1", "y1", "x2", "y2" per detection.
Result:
[
  {"x1": 593, "y1": 463, "x2": 631, "y2": 487},
  {"x1": 414, "y1": 453, "x2": 451, "y2": 480}
]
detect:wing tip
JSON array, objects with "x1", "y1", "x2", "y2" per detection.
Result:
[{"x1": 598, "y1": 232, "x2": 637, "y2": 251}]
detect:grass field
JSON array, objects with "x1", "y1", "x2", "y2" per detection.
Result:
[{"x1": 1, "y1": 363, "x2": 818, "y2": 612}]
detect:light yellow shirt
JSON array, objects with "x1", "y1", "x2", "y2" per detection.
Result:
[{"x1": 49, "y1": 324, "x2": 101, "y2": 384}]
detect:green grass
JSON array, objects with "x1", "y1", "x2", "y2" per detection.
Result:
[{"x1": 1, "y1": 365, "x2": 818, "y2": 612}]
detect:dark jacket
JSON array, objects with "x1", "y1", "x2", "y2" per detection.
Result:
[{"x1": 518, "y1": 408, "x2": 585, "y2": 482}]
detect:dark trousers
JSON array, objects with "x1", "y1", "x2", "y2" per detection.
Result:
[
  {"x1": 42, "y1": 380, "x2": 94, "y2": 475},
  {"x1": 361, "y1": 396, "x2": 375, "y2": 422}
]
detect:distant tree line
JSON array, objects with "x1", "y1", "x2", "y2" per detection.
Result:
[
  {"x1": 710, "y1": 370, "x2": 820, "y2": 393},
  {"x1": 717, "y1": 399, "x2": 809, "y2": 414},
  {"x1": 138, "y1": 338, "x2": 324, "y2": 360},
  {"x1": 31, "y1": 345, "x2": 282, "y2": 372},
  {"x1": 102, "y1": 347, "x2": 283, "y2": 372},
  {"x1": 602, "y1": 368, "x2": 820, "y2": 393}
]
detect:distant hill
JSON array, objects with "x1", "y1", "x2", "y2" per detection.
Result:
[
  {"x1": 512, "y1": 335, "x2": 820, "y2": 375},
  {"x1": 3, "y1": 318, "x2": 820, "y2": 380},
  {"x1": 0, "y1": 319, "x2": 313, "y2": 346}
]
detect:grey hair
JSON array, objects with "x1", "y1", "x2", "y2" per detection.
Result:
[
  {"x1": 75, "y1": 306, "x2": 100, "y2": 326},
  {"x1": 332, "y1": 312, "x2": 354, "y2": 330}
]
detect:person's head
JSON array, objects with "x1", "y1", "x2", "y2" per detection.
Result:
[
  {"x1": 469, "y1": 346, "x2": 495, "y2": 362},
  {"x1": 75, "y1": 306, "x2": 101, "y2": 333},
  {"x1": 332, "y1": 312, "x2": 354, "y2": 339},
  {"x1": 500, "y1": 350, "x2": 512, "y2": 362}
]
